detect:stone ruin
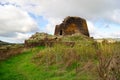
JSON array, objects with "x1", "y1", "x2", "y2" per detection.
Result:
[
  {"x1": 25, "y1": 16, "x2": 90, "y2": 47},
  {"x1": 24, "y1": 32, "x2": 75, "y2": 47},
  {"x1": 54, "y1": 16, "x2": 89, "y2": 37}
]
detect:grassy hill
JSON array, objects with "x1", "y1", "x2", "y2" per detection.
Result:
[
  {"x1": 0, "y1": 40, "x2": 10, "y2": 45},
  {"x1": 0, "y1": 35, "x2": 120, "y2": 80}
]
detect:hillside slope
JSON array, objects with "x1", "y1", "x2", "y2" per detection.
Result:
[
  {"x1": 0, "y1": 47, "x2": 45, "y2": 80},
  {"x1": 0, "y1": 35, "x2": 120, "y2": 80},
  {"x1": 0, "y1": 40, "x2": 10, "y2": 45}
]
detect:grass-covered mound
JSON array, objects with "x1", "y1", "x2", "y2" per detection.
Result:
[
  {"x1": 25, "y1": 32, "x2": 92, "y2": 47},
  {"x1": 33, "y1": 35, "x2": 120, "y2": 80},
  {"x1": 0, "y1": 35, "x2": 120, "y2": 80},
  {"x1": 25, "y1": 32, "x2": 56, "y2": 43}
]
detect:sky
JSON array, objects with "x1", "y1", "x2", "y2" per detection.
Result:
[{"x1": 0, "y1": 0, "x2": 120, "y2": 43}]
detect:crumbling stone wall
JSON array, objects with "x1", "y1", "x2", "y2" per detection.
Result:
[
  {"x1": 54, "y1": 16, "x2": 89, "y2": 37},
  {"x1": 24, "y1": 32, "x2": 76, "y2": 47}
]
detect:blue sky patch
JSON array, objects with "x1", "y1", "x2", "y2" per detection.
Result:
[{"x1": 29, "y1": 13, "x2": 48, "y2": 31}]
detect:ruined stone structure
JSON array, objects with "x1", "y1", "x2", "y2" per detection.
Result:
[
  {"x1": 54, "y1": 16, "x2": 89, "y2": 37},
  {"x1": 24, "y1": 32, "x2": 75, "y2": 47},
  {"x1": 25, "y1": 16, "x2": 90, "y2": 47}
]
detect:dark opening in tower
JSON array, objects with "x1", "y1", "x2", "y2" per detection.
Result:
[{"x1": 60, "y1": 30, "x2": 62, "y2": 35}]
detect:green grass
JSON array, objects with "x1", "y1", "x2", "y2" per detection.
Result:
[
  {"x1": 0, "y1": 45, "x2": 97, "y2": 80},
  {"x1": 0, "y1": 46, "x2": 47, "y2": 80},
  {"x1": 0, "y1": 35, "x2": 119, "y2": 80}
]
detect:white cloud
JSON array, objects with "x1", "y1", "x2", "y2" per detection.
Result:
[
  {"x1": 43, "y1": 17, "x2": 61, "y2": 34},
  {"x1": 0, "y1": 33, "x2": 31, "y2": 43},
  {"x1": 111, "y1": 9, "x2": 120, "y2": 24},
  {"x1": 87, "y1": 21, "x2": 105, "y2": 38},
  {"x1": 0, "y1": 0, "x2": 120, "y2": 43},
  {"x1": 111, "y1": 32, "x2": 120, "y2": 38},
  {"x1": 2, "y1": 0, "x2": 120, "y2": 19},
  {"x1": 15, "y1": 33, "x2": 31, "y2": 42},
  {"x1": 0, "y1": 4, "x2": 38, "y2": 42},
  {"x1": 87, "y1": 21, "x2": 96, "y2": 36},
  {"x1": 28, "y1": 0, "x2": 120, "y2": 21}
]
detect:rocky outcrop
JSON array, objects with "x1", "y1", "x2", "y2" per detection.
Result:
[
  {"x1": 24, "y1": 32, "x2": 75, "y2": 47},
  {"x1": 54, "y1": 16, "x2": 89, "y2": 37},
  {"x1": 25, "y1": 32, "x2": 61, "y2": 47}
]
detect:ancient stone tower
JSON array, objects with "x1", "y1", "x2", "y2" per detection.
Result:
[{"x1": 54, "y1": 16, "x2": 89, "y2": 37}]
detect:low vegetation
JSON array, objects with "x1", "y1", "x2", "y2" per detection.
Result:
[
  {"x1": 0, "y1": 35, "x2": 120, "y2": 80},
  {"x1": 32, "y1": 36, "x2": 120, "y2": 80},
  {"x1": 0, "y1": 44, "x2": 24, "y2": 60}
]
